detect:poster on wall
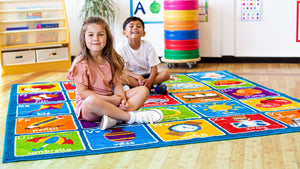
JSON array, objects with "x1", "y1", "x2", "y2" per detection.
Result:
[
  {"x1": 297, "y1": 1, "x2": 300, "y2": 42},
  {"x1": 130, "y1": 0, "x2": 164, "y2": 24},
  {"x1": 199, "y1": 0, "x2": 208, "y2": 22},
  {"x1": 241, "y1": 0, "x2": 262, "y2": 21}
]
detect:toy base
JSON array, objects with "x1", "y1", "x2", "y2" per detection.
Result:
[{"x1": 162, "y1": 57, "x2": 201, "y2": 69}]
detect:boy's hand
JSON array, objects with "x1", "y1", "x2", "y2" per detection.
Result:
[
  {"x1": 137, "y1": 75, "x2": 145, "y2": 86},
  {"x1": 142, "y1": 79, "x2": 153, "y2": 89}
]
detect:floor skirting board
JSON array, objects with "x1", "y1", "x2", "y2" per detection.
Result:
[
  {"x1": 73, "y1": 56, "x2": 300, "y2": 63},
  {"x1": 198, "y1": 56, "x2": 300, "y2": 63}
]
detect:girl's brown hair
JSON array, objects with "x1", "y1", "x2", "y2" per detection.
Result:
[{"x1": 79, "y1": 16, "x2": 124, "y2": 81}]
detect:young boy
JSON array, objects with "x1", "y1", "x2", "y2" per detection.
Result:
[{"x1": 118, "y1": 16, "x2": 170, "y2": 94}]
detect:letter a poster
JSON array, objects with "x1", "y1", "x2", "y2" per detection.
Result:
[
  {"x1": 241, "y1": 0, "x2": 262, "y2": 21},
  {"x1": 130, "y1": 0, "x2": 164, "y2": 23}
]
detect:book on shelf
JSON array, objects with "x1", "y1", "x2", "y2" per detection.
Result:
[
  {"x1": 26, "y1": 6, "x2": 43, "y2": 19},
  {"x1": 36, "y1": 23, "x2": 59, "y2": 29},
  {"x1": 16, "y1": 7, "x2": 29, "y2": 19},
  {"x1": 36, "y1": 23, "x2": 59, "y2": 43},
  {"x1": 6, "y1": 26, "x2": 29, "y2": 46},
  {"x1": 6, "y1": 26, "x2": 29, "y2": 31}
]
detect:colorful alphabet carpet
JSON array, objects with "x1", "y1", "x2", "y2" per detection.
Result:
[{"x1": 3, "y1": 70, "x2": 300, "y2": 163}]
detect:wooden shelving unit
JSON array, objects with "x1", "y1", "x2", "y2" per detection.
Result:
[{"x1": 0, "y1": 0, "x2": 71, "y2": 75}]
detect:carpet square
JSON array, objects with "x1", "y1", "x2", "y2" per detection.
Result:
[
  {"x1": 167, "y1": 81, "x2": 211, "y2": 93},
  {"x1": 210, "y1": 114, "x2": 287, "y2": 134},
  {"x1": 15, "y1": 131, "x2": 85, "y2": 157},
  {"x1": 189, "y1": 101, "x2": 257, "y2": 118},
  {"x1": 148, "y1": 119, "x2": 225, "y2": 142},
  {"x1": 83, "y1": 125, "x2": 158, "y2": 150},
  {"x1": 202, "y1": 79, "x2": 255, "y2": 89},
  {"x1": 172, "y1": 91, "x2": 231, "y2": 103}
]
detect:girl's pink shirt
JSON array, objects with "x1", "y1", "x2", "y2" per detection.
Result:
[{"x1": 66, "y1": 55, "x2": 113, "y2": 118}]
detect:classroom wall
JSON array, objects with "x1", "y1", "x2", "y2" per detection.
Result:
[
  {"x1": 65, "y1": 0, "x2": 300, "y2": 58},
  {"x1": 65, "y1": 0, "x2": 166, "y2": 57},
  {"x1": 234, "y1": 0, "x2": 300, "y2": 57},
  {"x1": 65, "y1": 0, "x2": 222, "y2": 57}
]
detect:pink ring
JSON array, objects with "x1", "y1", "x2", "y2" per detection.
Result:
[{"x1": 164, "y1": 0, "x2": 198, "y2": 10}]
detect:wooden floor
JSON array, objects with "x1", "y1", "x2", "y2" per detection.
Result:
[{"x1": 1, "y1": 62, "x2": 300, "y2": 169}]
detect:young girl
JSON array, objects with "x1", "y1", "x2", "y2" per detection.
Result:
[{"x1": 66, "y1": 16, "x2": 163, "y2": 130}]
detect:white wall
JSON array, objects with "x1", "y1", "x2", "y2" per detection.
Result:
[
  {"x1": 234, "y1": 0, "x2": 300, "y2": 57},
  {"x1": 64, "y1": 0, "x2": 82, "y2": 56},
  {"x1": 65, "y1": 0, "x2": 300, "y2": 58},
  {"x1": 65, "y1": 0, "x2": 165, "y2": 57},
  {"x1": 221, "y1": 0, "x2": 235, "y2": 56},
  {"x1": 194, "y1": 0, "x2": 221, "y2": 57},
  {"x1": 65, "y1": 0, "x2": 220, "y2": 57}
]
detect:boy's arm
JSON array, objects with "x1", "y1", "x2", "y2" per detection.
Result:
[{"x1": 125, "y1": 70, "x2": 144, "y2": 86}]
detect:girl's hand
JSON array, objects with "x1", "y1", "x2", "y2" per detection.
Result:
[
  {"x1": 119, "y1": 99, "x2": 129, "y2": 111},
  {"x1": 110, "y1": 95, "x2": 123, "y2": 106}
]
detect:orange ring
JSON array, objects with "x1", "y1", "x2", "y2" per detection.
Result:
[{"x1": 164, "y1": 20, "x2": 199, "y2": 30}]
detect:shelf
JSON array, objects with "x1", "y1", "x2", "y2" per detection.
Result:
[
  {"x1": 1, "y1": 42, "x2": 69, "y2": 50},
  {"x1": 1, "y1": 43, "x2": 64, "y2": 51},
  {"x1": 1, "y1": 60, "x2": 71, "y2": 75},
  {"x1": 0, "y1": 0, "x2": 58, "y2": 2},
  {"x1": 0, "y1": 0, "x2": 70, "y2": 75},
  {"x1": 0, "y1": 8, "x2": 63, "y2": 13},
  {"x1": 0, "y1": 18, "x2": 65, "y2": 23},
  {"x1": 1, "y1": 27, "x2": 67, "y2": 34}
]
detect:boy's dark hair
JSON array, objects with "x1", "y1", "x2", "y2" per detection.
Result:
[{"x1": 122, "y1": 16, "x2": 145, "y2": 30}]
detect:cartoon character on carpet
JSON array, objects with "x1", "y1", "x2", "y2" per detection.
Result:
[
  {"x1": 27, "y1": 135, "x2": 73, "y2": 151},
  {"x1": 163, "y1": 107, "x2": 181, "y2": 118},
  {"x1": 21, "y1": 84, "x2": 56, "y2": 92},
  {"x1": 182, "y1": 93, "x2": 218, "y2": 99},
  {"x1": 145, "y1": 98, "x2": 169, "y2": 104},
  {"x1": 104, "y1": 128, "x2": 136, "y2": 142},
  {"x1": 214, "y1": 80, "x2": 244, "y2": 86},
  {"x1": 231, "y1": 115, "x2": 269, "y2": 128},
  {"x1": 202, "y1": 72, "x2": 224, "y2": 78},
  {"x1": 232, "y1": 88, "x2": 262, "y2": 96},
  {"x1": 25, "y1": 116, "x2": 64, "y2": 129},
  {"x1": 256, "y1": 98, "x2": 292, "y2": 108},
  {"x1": 28, "y1": 103, "x2": 64, "y2": 115},
  {"x1": 167, "y1": 121, "x2": 202, "y2": 136},
  {"x1": 23, "y1": 94, "x2": 60, "y2": 102},
  {"x1": 169, "y1": 83, "x2": 203, "y2": 90}
]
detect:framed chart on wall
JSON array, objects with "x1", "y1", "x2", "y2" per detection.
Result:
[
  {"x1": 241, "y1": 0, "x2": 262, "y2": 21},
  {"x1": 130, "y1": 0, "x2": 164, "y2": 24},
  {"x1": 297, "y1": 1, "x2": 300, "y2": 42},
  {"x1": 199, "y1": 0, "x2": 208, "y2": 22}
]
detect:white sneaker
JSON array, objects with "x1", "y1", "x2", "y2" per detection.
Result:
[
  {"x1": 123, "y1": 85, "x2": 130, "y2": 91},
  {"x1": 131, "y1": 109, "x2": 163, "y2": 124},
  {"x1": 100, "y1": 115, "x2": 117, "y2": 130}
]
